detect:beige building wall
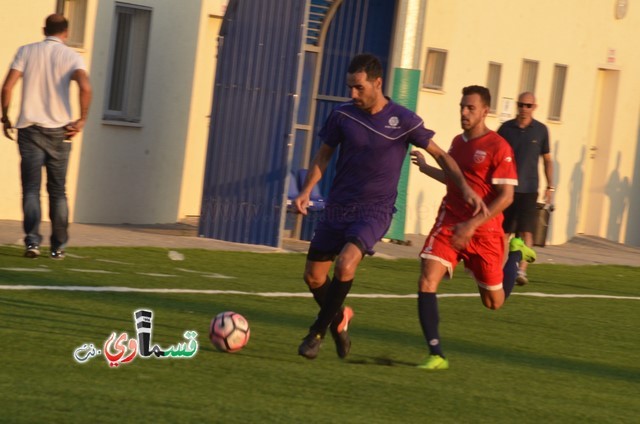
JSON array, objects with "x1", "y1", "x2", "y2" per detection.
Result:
[
  {"x1": 0, "y1": 1, "x2": 65, "y2": 222},
  {"x1": 1, "y1": 0, "x2": 227, "y2": 227},
  {"x1": 406, "y1": 0, "x2": 640, "y2": 246},
  {"x1": 178, "y1": 2, "x2": 225, "y2": 221},
  {"x1": 74, "y1": 0, "x2": 204, "y2": 224}
]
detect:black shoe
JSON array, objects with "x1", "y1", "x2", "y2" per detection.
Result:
[
  {"x1": 50, "y1": 249, "x2": 66, "y2": 260},
  {"x1": 24, "y1": 244, "x2": 40, "y2": 258},
  {"x1": 298, "y1": 332, "x2": 323, "y2": 360},
  {"x1": 330, "y1": 306, "x2": 353, "y2": 359}
]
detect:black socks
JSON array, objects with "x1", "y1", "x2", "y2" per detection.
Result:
[
  {"x1": 310, "y1": 276, "x2": 353, "y2": 335},
  {"x1": 418, "y1": 292, "x2": 444, "y2": 357},
  {"x1": 503, "y1": 250, "x2": 522, "y2": 298}
]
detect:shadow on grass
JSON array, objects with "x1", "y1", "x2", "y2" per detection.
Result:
[
  {"x1": 346, "y1": 355, "x2": 417, "y2": 367},
  {"x1": 445, "y1": 337, "x2": 640, "y2": 384}
]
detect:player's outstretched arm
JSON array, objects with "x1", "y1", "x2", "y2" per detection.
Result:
[
  {"x1": 410, "y1": 150, "x2": 445, "y2": 183},
  {"x1": 294, "y1": 143, "x2": 335, "y2": 215},
  {"x1": 424, "y1": 140, "x2": 488, "y2": 216}
]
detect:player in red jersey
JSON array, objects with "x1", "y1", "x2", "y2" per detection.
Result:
[{"x1": 410, "y1": 85, "x2": 535, "y2": 370}]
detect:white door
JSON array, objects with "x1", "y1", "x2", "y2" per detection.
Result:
[{"x1": 579, "y1": 69, "x2": 619, "y2": 236}]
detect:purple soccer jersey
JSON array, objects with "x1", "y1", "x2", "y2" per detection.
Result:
[{"x1": 319, "y1": 99, "x2": 434, "y2": 211}]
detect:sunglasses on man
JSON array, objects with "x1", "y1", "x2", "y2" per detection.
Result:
[{"x1": 517, "y1": 102, "x2": 534, "y2": 108}]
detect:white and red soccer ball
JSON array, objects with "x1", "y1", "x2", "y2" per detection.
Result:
[{"x1": 209, "y1": 311, "x2": 250, "y2": 352}]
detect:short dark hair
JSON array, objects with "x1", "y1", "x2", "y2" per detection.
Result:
[
  {"x1": 462, "y1": 85, "x2": 491, "y2": 107},
  {"x1": 44, "y1": 14, "x2": 68, "y2": 36},
  {"x1": 348, "y1": 54, "x2": 383, "y2": 80}
]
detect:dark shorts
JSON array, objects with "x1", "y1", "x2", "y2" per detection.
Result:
[
  {"x1": 502, "y1": 192, "x2": 538, "y2": 234},
  {"x1": 307, "y1": 205, "x2": 394, "y2": 261}
]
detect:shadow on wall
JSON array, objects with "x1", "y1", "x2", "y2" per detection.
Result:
[
  {"x1": 413, "y1": 190, "x2": 424, "y2": 234},
  {"x1": 605, "y1": 152, "x2": 630, "y2": 242},
  {"x1": 412, "y1": 183, "x2": 446, "y2": 236},
  {"x1": 625, "y1": 114, "x2": 640, "y2": 246},
  {"x1": 547, "y1": 140, "x2": 561, "y2": 242},
  {"x1": 566, "y1": 145, "x2": 585, "y2": 240}
]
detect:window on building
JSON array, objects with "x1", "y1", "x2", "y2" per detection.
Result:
[
  {"x1": 56, "y1": 0, "x2": 88, "y2": 48},
  {"x1": 549, "y1": 64, "x2": 568, "y2": 121},
  {"x1": 519, "y1": 59, "x2": 539, "y2": 94},
  {"x1": 423, "y1": 49, "x2": 447, "y2": 90},
  {"x1": 486, "y1": 62, "x2": 502, "y2": 113},
  {"x1": 104, "y1": 4, "x2": 152, "y2": 123}
]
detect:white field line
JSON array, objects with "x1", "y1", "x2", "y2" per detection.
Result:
[
  {"x1": 0, "y1": 268, "x2": 51, "y2": 272},
  {"x1": 96, "y1": 259, "x2": 134, "y2": 265},
  {"x1": 1, "y1": 267, "x2": 235, "y2": 279},
  {"x1": 0, "y1": 285, "x2": 638, "y2": 300},
  {"x1": 69, "y1": 269, "x2": 119, "y2": 274}
]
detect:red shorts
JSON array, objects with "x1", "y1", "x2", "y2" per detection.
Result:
[{"x1": 420, "y1": 225, "x2": 505, "y2": 291}]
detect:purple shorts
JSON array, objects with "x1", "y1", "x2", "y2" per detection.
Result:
[{"x1": 308, "y1": 205, "x2": 394, "y2": 259}]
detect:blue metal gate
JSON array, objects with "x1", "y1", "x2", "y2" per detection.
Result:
[
  {"x1": 200, "y1": 0, "x2": 396, "y2": 246},
  {"x1": 199, "y1": 0, "x2": 305, "y2": 246}
]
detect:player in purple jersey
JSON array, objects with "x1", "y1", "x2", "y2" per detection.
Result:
[{"x1": 295, "y1": 54, "x2": 488, "y2": 360}]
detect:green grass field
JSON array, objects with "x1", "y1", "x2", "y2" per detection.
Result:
[{"x1": 0, "y1": 245, "x2": 639, "y2": 423}]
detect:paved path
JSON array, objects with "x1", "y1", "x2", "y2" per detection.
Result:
[{"x1": 1, "y1": 219, "x2": 638, "y2": 266}]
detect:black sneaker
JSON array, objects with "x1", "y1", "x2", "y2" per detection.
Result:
[
  {"x1": 330, "y1": 306, "x2": 354, "y2": 359},
  {"x1": 24, "y1": 244, "x2": 40, "y2": 258},
  {"x1": 298, "y1": 332, "x2": 323, "y2": 360},
  {"x1": 50, "y1": 249, "x2": 66, "y2": 260}
]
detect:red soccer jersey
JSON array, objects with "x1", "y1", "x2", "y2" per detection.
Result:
[{"x1": 437, "y1": 130, "x2": 517, "y2": 233}]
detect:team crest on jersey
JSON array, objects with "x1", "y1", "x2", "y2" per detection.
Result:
[
  {"x1": 385, "y1": 116, "x2": 400, "y2": 129},
  {"x1": 473, "y1": 150, "x2": 487, "y2": 163}
]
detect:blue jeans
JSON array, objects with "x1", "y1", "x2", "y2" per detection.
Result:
[{"x1": 18, "y1": 126, "x2": 71, "y2": 250}]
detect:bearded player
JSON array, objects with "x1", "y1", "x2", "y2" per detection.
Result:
[{"x1": 411, "y1": 85, "x2": 536, "y2": 370}]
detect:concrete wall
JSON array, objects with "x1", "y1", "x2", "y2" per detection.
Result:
[{"x1": 405, "y1": 0, "x2": 640, "y2": 246}]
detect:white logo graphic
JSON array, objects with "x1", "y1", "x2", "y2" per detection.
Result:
[
  {"x1": 473, "y1": 150, "x2": 487, "y2": 163},
  {"x1": 505, "y1": 156, "x2": 513, "y2": 162},
  {"x1": 384, "y1": 116, "x2": 400, "y2": 130}
]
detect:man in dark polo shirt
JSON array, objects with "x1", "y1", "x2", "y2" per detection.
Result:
[{"x1": 497, "y1": 92, "x2": 554, "y2": 285}]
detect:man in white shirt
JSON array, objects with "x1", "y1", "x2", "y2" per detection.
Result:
[{"x1": 1, "y1": 14, "x2": 92, "y2": 259}]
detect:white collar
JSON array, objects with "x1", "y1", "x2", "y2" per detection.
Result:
[{"x1": 45, "y1": 36, "x2": 63, "y2": 43}]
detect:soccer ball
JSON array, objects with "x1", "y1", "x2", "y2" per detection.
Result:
[{"x1": 209, "y1": 311, "x2": 250, "y2": 352}]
